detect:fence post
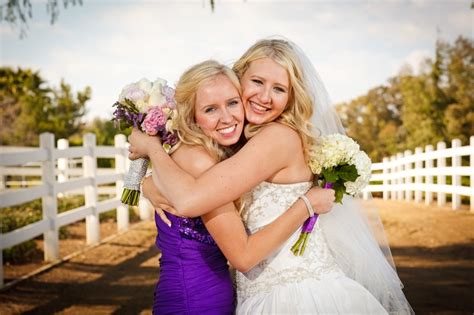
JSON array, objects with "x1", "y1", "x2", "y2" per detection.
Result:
[
  {"x1": 40, "y1": 133, "x2": 59, "y2": 262},
  {"x1": 382, "y1": 157, "x2": 389, "y2": 200},
  {"x1": 470, "y1": 136, "x2": 474, "y2": 212},
  {"x1": 404, "y1": 150, "x2": 412, "y2": 202},
  {"x1": 390, "y1": 156, "x2": 396, "y2": 201},
  {"x1": 425, "y1": 145, "x2": 434, "y2": 205},
  {"x1": 414, "y1": 147, "x2": 423, "y2": 203},
  {"x1": 83, "y1": 133, "x2": 100, "y2": 244},
  {"x1": 57, "y1": 139, "x2": 69, "y2": 198},
  {"x1": 437, "y1": 141, "x2": 446, "y2": 206},
  {"x1": 115, "y1": 134, "x2": 129, "y2": 231},
  {"x1": 396, "y1": 153, "x2": 404, "y2": 200},
  {"x1": 0, "y1": 241, "x2": 2, "y2": 288},
  {"x1": 452, "y1": 139, "x2": 461, "y2": 210},
  {"x1": 0, "y1": 166, "x2": 5, "y2": 190}
]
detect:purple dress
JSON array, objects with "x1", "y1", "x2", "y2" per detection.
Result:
[{"x1": 153, "y1": 212, "x2": 235, "y2": 314}]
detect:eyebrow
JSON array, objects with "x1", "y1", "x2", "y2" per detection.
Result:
[{"x1": 251, "y1": 75, "x2": 289, "y2": 90}]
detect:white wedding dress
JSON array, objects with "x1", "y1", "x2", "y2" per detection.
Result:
[{"x1": 236, "y1": 181, "x2": 388, "y2": 314}]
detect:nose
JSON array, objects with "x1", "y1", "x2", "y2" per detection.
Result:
[
  {"x1": 220, "y1": 107, "x2": 234, "y2": 124},
  {"x1": 258, "y1": 86, "x2": 271, "y2": 104}
]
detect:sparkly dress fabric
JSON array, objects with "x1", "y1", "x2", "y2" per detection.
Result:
[
  {"x1": 236, "y1": 181, "x2": 388, "y2": 314},
  {"x1": 153, "y1": 212, "x2": 234, "y2": 314}
]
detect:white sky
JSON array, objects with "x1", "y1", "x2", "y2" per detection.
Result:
[{"x1": 1, "y1": 0, "x2": 472, "y2": 119}]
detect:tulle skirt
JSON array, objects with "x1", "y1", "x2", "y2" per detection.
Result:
[{"x1": 237, "y1": 274, "x2": 388, "y2": 315}]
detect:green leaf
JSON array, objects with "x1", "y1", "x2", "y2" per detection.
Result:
[
  {"x1": 338, "y1": 164, "x2": 359, "y2": 182},
  {"x1": 322, "y1": 168, "x2": 339, "y2": 183}
]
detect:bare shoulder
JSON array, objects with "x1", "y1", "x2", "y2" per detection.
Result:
[
  {"x1": 252, "y1": 122, "x2": 301, "y2": 147},
  {"x1": 171, "y1": 144, "x2": 217, "y2": 177}
]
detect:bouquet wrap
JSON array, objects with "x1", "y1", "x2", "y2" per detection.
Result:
[{"x1": 113, "y1": 78, "x2": 179, "y2": 206}]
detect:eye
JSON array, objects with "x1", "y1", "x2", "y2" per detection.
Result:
[
  {"x1": 228, "y1": 99, "x2": 240, "y2": 106},
  {"x1": 204, "y1": 107, "x2": 215, "y2": 113},
  {"x1": 252, "y1": 79, "x2": 263, "y2": 85},
  {"x1": 274, "y1": 86, "x2": 286, "y2": 93}
]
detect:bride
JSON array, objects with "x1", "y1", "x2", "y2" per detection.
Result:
[{"x1": 128, "y1": 38, "x2": 413, "y2": 314}]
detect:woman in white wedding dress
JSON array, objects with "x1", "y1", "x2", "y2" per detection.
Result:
[{"x1": 128, "y1": 38, "x2": 413, "y2": 314}]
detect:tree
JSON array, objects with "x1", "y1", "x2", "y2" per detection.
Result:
[
  {"x1": 443, "y1": 36, "x2": 474, "y2": 143},
  {"x1": 0, "y1": 0, "x2": 83, "y2": 38},
  {"x1": 84, "y1": 117, "x2": 124, "y2": 146},
  {"x1": 0, "y1": 67, "x2": 91, "y2": 146}
]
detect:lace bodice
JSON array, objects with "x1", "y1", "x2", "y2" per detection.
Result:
[{"x1": 237, "y1": 181, "x2": 344, "y2": 301}]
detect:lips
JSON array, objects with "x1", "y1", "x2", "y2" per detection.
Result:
[
  {"x1": 217, "y1": 124, "x2": 237, "y2": 136},
  {"x1": 249, "y1": 101, "x2": 270, "y2": 114}
]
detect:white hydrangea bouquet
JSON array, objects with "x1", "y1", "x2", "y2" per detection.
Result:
[
  {"x1": 291, "y1": 134, "x2": 372, "y2": 256},
  {"x1": 112, "y1": 78, "x2": 179, "y2": 206}
]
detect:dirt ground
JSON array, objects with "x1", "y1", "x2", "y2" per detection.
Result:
[{"x1": 0, "y1": 199, "x2": 473, "y2": 314}]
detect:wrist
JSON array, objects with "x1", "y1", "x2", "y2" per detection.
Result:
[{"x1": 299, "y1": 195, "x2": 315, "y2": 218}]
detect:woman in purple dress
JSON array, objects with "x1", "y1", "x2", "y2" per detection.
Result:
[{"x1": 138, "y1": 60, "x2": 335, "y2": 314}]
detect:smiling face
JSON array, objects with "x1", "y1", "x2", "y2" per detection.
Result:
[
  {"x1": 194, "y1": 74, "x2": 245, "y2": 146},
  {"x1": 240, "y1": 57, "x2": 290, "y2": 125}
]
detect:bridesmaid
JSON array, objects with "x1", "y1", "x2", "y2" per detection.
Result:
[{"x1": 140, "y1": 60, "x2": 334, "y2": 314}]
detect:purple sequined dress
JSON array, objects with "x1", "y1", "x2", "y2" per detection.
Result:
[{"x1": 153, "y1": 211, "x2": 234, "y2": 314}]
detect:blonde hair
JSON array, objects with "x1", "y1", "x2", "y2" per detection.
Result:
[
  {"x1": 233, "y1": 39, "x2": 316, "y2": 160},
  {"x1": 174, "y1": 60, "x2": 242, "y2": 161}
]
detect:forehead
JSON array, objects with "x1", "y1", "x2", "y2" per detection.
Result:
[
  {"x1": 245, "y1": 57, "x2": 289, "y2": 86},
  {"x1": 195, "y1": 75, "x2": 239, "y2": 107}
]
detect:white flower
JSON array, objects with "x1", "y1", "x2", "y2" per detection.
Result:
[
  {"x1": 308, "y1": 134, "x2": 371, "y2": 195},
  {"x1": 137, "y1": 78, "x2": 152, "y2": 94},
  {"x1": 149, "y1": 89, "x2": 166, "y2": 107}
]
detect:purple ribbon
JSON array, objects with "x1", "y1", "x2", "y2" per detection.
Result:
[
  {"x1": 323, "y1": 182, "x2": 334, "y2": 189},
  {"x1": 301, "y1": 214, "x2": 318, "y2": 232},
  {"x1": 301, "y1": 181, "x2": 334, "y2": 233}
]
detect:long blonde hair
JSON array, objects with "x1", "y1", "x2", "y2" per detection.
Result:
[
  {"x1": 233, "y1": 39, "x2": 316, "y2": 160},
  {"x1": 174, "y1": 60, "x2": 242, "y2": 161}
]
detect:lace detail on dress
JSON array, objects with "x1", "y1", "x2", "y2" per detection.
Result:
[{"x1": 237, "y1": 181, "x2": 344, "y2": 301}]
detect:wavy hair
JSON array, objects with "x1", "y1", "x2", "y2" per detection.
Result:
[
  {"x1": 233, "y1": 39, "x2": 317, "y2": 160},
  {"x1": 174, "y1": 60, "x2": 242, "y2": 161}
]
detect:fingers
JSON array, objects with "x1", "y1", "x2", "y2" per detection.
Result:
[{"x1": 155, "y1": 208, "x2": 172, "y2": 227}]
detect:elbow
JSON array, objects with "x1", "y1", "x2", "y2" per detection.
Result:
[{"x1": 231, "y1": 256, "x2": 255, "y2": 273}]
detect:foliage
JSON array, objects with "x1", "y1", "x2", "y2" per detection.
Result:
[
  {"x1": 0, "y1": 67, "x2": 91, "y2": 146},
  {"x1": 0, "y1": 0, "x2": 83, "y2": 38},
  {"x1": 337, "y1": 35, "x2": 474, "y2": 161}
]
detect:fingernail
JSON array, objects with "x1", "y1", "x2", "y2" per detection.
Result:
[{"x1": 167, "y1": 223, "x2": 172, "y2": 227}]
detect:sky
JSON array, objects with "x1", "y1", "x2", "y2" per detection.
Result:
[{"x1": 1, "y1": 0, "x2": 472, "y2": 119}]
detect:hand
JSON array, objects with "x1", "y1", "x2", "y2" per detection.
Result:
[
  {"x1": 304, "y1": 186, "x2": 335, "y2": 215},
  {"x1": 127, "y1": 128, "x2": 161, "y2": 160}
]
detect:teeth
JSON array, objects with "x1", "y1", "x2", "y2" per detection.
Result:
[
  {"x1": 218, "y1": 125, "x2": 236, "y2": 135},
  {"x1": 251, "y1": 102, "x2": 268, "y2": 112}
]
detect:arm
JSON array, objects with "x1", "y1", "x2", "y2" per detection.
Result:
[
  {"x1": 129, "y1": 123, "x2": 300, "y2": 216},
  {"x1": 202, "y1": 186, "x2": 334, "y2": 272},
  {"x1": 142, "y1": 176, "x2": 179, "y2": 226},
  {"x1": 167, "y1": 143, "x2": 335, "y2": 273}
]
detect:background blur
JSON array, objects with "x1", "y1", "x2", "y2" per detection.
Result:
[{"x1": 1, "y1": 0, "x2": 472, "y2": 159}]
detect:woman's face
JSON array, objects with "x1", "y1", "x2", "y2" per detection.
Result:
[
  {"x1": 194, "y1": 74, "x2": 245, "y2": 146},
  {"x1": 240, "y1": 57, "x2": 290, "y2": 125}
]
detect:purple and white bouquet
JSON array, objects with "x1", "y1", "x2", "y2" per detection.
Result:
[
  {"x1": 113, "y1": 78, "x2": 179, "y2": 206},
  {"x1": 291, "y1": 134, "x2": 372, "y2": 256}
]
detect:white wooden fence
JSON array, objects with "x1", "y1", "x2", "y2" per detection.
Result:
[
  {"x1": 364, "y1": 136, "x2": 474, "y2": 211},
  {"x1": 0, "y1": 133, "x2": 152, "y2": 288}
]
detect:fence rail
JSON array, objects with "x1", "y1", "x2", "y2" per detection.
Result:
[
  {"x1": 363, "y1": 136, "x2": 474, "y2": 211},
  {"x1": 0, "y1": 133, "x2": 153, "y2": 289},
  {"x1": 1, "y1": 134, "x2": 473, "y2": 288}
]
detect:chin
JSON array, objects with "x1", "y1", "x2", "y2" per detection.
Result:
[{"x1": 218, "y1": 138, "x2": 239, "y2": 146}]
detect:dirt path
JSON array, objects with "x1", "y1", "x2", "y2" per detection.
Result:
[{"x1": 0, "y1": 199, "x2": 473, "y2": 314}]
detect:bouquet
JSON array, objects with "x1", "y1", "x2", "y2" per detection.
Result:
[
  {"x1": 112, "y1": 78, "x2": 179, "y2": 206},
  {"x1": 291, "y1": 134, "x2": 372, "y2": 256}
]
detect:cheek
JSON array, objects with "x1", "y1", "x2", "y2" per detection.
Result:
[{"x1": 195, "y1": 115, "x2": 216, "y2": 136}]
